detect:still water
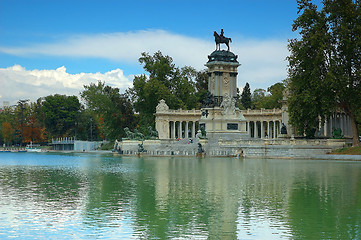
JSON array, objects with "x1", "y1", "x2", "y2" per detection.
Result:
[{"x1": 0, "y1": 152, "x2": 360, "y2": 239}]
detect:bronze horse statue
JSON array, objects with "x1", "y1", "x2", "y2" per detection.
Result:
[{"x1": 214, "y1": 31, "x2": 232, "y2": 51}]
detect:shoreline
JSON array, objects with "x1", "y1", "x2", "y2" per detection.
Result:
[{"x1": 2, "y1": 148, "x2": 361, "y2": 161}]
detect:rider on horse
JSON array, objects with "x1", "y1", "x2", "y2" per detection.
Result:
[{"x1": 214, "y1": 29, "x2": 232, "y2": 51}]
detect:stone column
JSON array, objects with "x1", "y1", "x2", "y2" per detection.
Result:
[
  {"x1": 324, "y1": 119, "x2": 328, "y2": 137},
  {"x1": 340, "y1": 114, "x2": 344, "y2": 136},
  {"x1": 171, "y1": 121, "x2": 175, "y2": 139},
  {"x1": 346, "y1": 115, "x2": 352, "y2": 136},
  {"x1": 185, "y1": 121, "x2": 189, "y2": 138},
  {"x1": 178, "y1": 121, "x2": 182, "y2": 139},
  {"x1": 261, "y1": 121, "x2": 264, "y2": 138},
  {"x1": 192, "y1": 121, "x2": 196, "y2": 139},
  {"x1": 273, "y1": 120, "x2": 276, "y2": 139},
  {"x1": 267, "y1": 121, "x2": 270, "y2": 138},
  {"x1": 247, "y1": 121, "x2": 249, "y2": 137},
  {"x1": 255, "y1": 121, "x2": 258, "y2": 138}
]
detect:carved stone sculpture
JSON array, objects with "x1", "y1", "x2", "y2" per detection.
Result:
[
  {"x1": 156, "y1": 99, "x2": 169, "y2": 112},
  {"x1": 221, "y1": 93, "x2": 236, "y2": 115}
]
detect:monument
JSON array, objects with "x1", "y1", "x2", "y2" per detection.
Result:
[{"x1": 199, "y1": 29, "x2": 248, "y2": 140}]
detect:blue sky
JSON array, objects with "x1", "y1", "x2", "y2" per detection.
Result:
[{"x1": 0, "y1": 0, "x2": 321, "y2": 105}]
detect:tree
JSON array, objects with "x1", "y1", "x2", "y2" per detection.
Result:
[
  {"x1": 195, "y1": 70, "x2": 209, "y2": 108},
  {"x1": 2, "y1": 122, "x2": 14, "y2": 146},
  {"x1": 287, "y1": 0, "x2": 361, "y2": 145},
  {"x1": 252, "y1": 88, "x2": 267, "y2": 109},
  {"x1": 241, "y1": 82, "x2": 252, "y2": 109},
  {"x1": 127, "y1": 51, "x2": 199, "y2": 131},
  {"x1": 15, "y1": 99, "x2": 29, "y2": 146},
  {"x1": 264, "y1": 82, "x2": 285, "y2": 109},
  {"x1": 0, "y1": 106, "x2": 15, "y2": 146},
  {"x1": 42, "y1": 94, "x2": 81, "y2": 138},
  {"x1": 81, "y1": 81, "x2": 136, "y2": 140}
]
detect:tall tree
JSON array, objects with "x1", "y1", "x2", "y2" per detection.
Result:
[
  {"x1": 0, "y1": 106, "x2": 15, "y2": 146},
  {"x1": 42, "y1": 94, "x2": 81, "y2": 138},
  {"x1": 16, "y1": 99, "x2": 29, "y2": 146},
  {"x1": 287, "y1": 0, "x2": 361, "y2": 145},
  {"x1": 127, "y1": 51, "x2": 198, "y2": 131},
  {"x1": 195, "y1": 70, "x2": 209, "y2": 108},
  {"x1": 251, "y1": 88, "x2": 267, "y2": 109},
  {"x1": 81, "y1": 81, "x2": 136, "y2": 140},
  {"x1": 1, "y1": 122, "x2": 14, "y2": 147},
  {"x1": 241, "y1": 82, "x2": 252, "y2": 109}
]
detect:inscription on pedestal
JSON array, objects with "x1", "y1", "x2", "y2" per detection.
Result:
[{"x1": 227, "y1": 123, "x2": 238, "y2": 130}]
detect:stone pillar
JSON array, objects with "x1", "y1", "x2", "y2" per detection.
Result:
[
  {"x1": 261, "y1": 121, "x2": 264, "y2": 138},
  {"x1": 174, "y1": 121, "x2": 177, "y2": 139},
  {"x1": 247, "y1": 121, "x2": 251, "y2": 137},
  {"x1": 255, "y1": 121, "x2": 258, "y2": 138},
  {"x1": 346, "y1": 115, "x2": 352, "y2": 136},
  {"x1": 273, "y1": 120, "x2": 276, "y2": 139},
  {"x1": 178, "y1": 121, "x2": 182, "y2": 139},
  {"x1": 324, "y1": 119, "x2": 328, "y2": 137},
  {"x1": 340, "y1": 114, "x2": 344, "y2": 136},
  {"x1": 171, "y1": 121, "x2": 175, "y2": 139},
  {"x1": 192, "y1": 121, "x2": 196, "y2": 139},
  {"x1": 185, "y1": 121, "x2": 189, "y2": 138},
  {"x1": 267, "y1": 121, "x2": 270, "y2": 138}
]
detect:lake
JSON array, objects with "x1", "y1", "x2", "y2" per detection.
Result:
[{"x1": 0, "y1": 152, "x2": 360, "y2": 239}]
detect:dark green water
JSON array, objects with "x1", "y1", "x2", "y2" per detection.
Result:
[{"x1": 0, "y1": 152, "x2": 360, "y2": 239}]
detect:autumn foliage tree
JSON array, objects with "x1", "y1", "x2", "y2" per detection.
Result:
[{"x1": 2, "y1": 122, "x2": 14, "y2": 146}]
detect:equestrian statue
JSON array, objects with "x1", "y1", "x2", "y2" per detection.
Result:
[{"x1": 214, "y1": 29, "x2": 232, "y2": 51}]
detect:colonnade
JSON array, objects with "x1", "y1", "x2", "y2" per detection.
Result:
[
  {"x1": 169, "y1": 121, "x2": 198, "y2": 139},
  {"x1": 320, "y1": 113, "x2": 352, "y2": 137},
  {"x1": 247, "y1": 120, "x2": 281, "y2": 139}
]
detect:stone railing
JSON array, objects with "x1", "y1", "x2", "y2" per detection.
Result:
[
  {"x1": 242, "y1": 108, "x2": 282, "y2": 115},
  {"x1": 158, "y1": 109, "x2": 201, "y2": 115}
]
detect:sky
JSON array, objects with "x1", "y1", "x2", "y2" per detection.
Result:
[{"x1": 0, "y1": 0, "x2": 320, "y2": 106}]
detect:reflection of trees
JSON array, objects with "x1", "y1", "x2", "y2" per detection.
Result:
[
  {"x1": 2, "y1": 154, "x2": 361, "y2": 239},
  {"x1": 0, "y1": 167, "x2": 86, "y2": 210},
  {"x1": 287, "y1": 162, "x2": 361, "y2": 239}
]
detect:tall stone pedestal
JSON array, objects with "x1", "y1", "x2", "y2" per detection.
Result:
[
  {"x1": 200, "y1": 107, "x2": 247, "y2": 140},
  {"x1": 199, "y1": 50, "x2": 248, "y2": 141}
]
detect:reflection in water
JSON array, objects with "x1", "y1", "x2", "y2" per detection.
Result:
[{"x1": 0, "y1": 153, "x2": 360, "y2": 239}]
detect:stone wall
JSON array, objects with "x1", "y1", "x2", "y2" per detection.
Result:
[{"x1": 118, "y1": 138, "x2": 351, "y2": 159}]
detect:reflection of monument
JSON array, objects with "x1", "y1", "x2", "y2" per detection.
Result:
[{"x1": 199, "y1": 30, "x2": 248, "y2": 140}]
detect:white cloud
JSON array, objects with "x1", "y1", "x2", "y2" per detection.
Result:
[
  {"x1": 0, "y1": 65, "x2": 132, "y2": 105},
  {"x1": 0, "y1": 30, "x2": 290, "y2": 103}
]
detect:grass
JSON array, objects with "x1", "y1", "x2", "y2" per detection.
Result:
[{"x1": 330, "y1": 146, "x2": 361, "y2": 155}]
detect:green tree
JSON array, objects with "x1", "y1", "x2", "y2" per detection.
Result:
[
  {"x1": 264, "y1": 82, "x2": 285, "y2": 109},
  {"x1": 81, "y1": 81, "x2": 136, "y2": 140},
  {"x1": 195, "y1": 70, "x2": 209, "y2": 108},
  {"x1": 1, "y1": 122, "x2": 14, "y2": 146},
  {"x1": 252, "y1": 88, "x2": 267, "y2": 109},
  {"x1": 15, "y1": 99, "x2": 30, "y2": 146},
  {"x1": 241, "y1": 82, "x2": 252, "y2": 109},
  {"x1": 128, "y1": 51, "x2": 198, "y2": 131},
  {"x1": 287, "y1": 0, "x2": 361, "y2": 144},
  {"x1": 42, "y1": 94, "x2": 81, "y2": 138},
  {"x1": 0, "y1": 106, "x2": 16, "y2": 146}
]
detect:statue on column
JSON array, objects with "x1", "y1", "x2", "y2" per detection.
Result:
[{"x1": 214, "y1": 29, "x2": 232, "y2": 51}]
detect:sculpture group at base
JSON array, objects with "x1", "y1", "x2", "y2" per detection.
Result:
[{"x1": 123, "y1": 126, "x2": 158, "y2": 141}]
